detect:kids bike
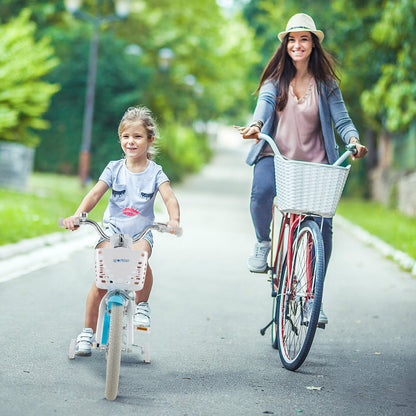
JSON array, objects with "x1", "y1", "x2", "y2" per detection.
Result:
[
  {"x1": 59, "y1": 212, "x2": 182, "y2": 400},
  {"x1": 257, "y1": 133, "x2": 356, "y2": 371}
]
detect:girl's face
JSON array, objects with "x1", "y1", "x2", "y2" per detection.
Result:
[
  {"x1": 119, "y1": 122, "x2": 154, "y2": 161},
  {"x1": 287, "y1": 31, "x2": 313, "y2": 64}
]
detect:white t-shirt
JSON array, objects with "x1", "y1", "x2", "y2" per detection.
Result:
[{"x1": 99, "y1": 159, "x2": 169, "y2": 238}]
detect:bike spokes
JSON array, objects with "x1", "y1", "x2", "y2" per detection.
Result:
[{"x1": 277, "y1": 220, "x2": 325, "y2": 371}]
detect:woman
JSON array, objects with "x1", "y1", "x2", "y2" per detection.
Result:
[{"x1": 236, "y1": 13, "x2": 367, "y2": 323}]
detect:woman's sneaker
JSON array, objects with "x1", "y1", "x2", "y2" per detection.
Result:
[
  {"x1": 247, "y1": 241, "x2": 271, "y2": 273},
  {"x1": 75, "y1": 328, "x2": 94, "y2": 356},
  {"x1": 318, "y1": 305, "x2": 328, "y2": 325},
  {"x1": 134, "y1": 302, "x2": 151, "y2": 328},
  {"x1": 303, "y1": 301, "x2": 328, "y2": 326}
]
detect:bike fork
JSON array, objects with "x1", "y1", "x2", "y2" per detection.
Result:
[{"x1": 96, "y1": 292, "x2": 126, "y2": 347}]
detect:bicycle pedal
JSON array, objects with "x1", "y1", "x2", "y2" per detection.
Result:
[
  {"x1": 317, "y1": 323, "x2": 326, "y2": 329},
  {"x1": 249, "y1": 269, "x2": 268, "y2": 274}
]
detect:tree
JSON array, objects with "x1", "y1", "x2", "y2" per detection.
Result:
[
  {"x1": 0, "y1": 9, "x2": 59, "y2": 146},
  {"x1": 1, "y1": 1, "x2": 260, "y2": 181},
  {"x1": 116, "y1": 0, "x2": 259, "y2": 125},
  {"x1": 35, "y1": 28, "x2": 152, "y2": 177},
  {"x1": 360, "y1": 0, "x2": 416, "y2": 133}
]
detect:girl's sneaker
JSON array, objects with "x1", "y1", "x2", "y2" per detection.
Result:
[
  {"x1": 75, "y1": 328, "x2": 94, "y2": 356},
  {"x1": 134, "y1": 302, "x2": 151, "y2": 328}
]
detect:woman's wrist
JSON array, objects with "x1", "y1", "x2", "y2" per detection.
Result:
[
  {"x1": 249, "y1": 120, "x2": 263, "y2": 130},
  {"x1": 349, "y1": 137, "x2": 360, "y2": 144}
]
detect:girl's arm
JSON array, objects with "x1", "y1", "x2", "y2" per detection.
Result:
[
  {"x1": 158, "y1": 181, "x2": 180, "y2": 229},
  {"x1": 62, "y1": 180, "x2": 109, "y2": 230}
]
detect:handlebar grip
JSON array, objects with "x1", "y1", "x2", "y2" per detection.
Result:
[
  {"x1": 58, "y1": 217, "x2": 80, "y2": 228},
  {"x1": 346, "y1": 143, "x2": 358, "y2": 155},
  {"x1": 170, "y1": 226, "x2": 183, "y2": 237}
]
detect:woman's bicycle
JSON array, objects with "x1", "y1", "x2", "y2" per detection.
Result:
[
  {"x1": 257, "y1": 133, "x2": 356, "y2": 371},
  {"x1": 59, "y1": 212, "x2": 182, "y2": 400}
]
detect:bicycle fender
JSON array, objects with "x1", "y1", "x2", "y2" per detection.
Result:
[{"x1": 109, "y1": 295, "x2": 124, "y2": 308}]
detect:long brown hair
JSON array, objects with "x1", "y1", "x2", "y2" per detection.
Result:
[{"x1": 256, "y1": 33, "x2": 340, "y2": 111}]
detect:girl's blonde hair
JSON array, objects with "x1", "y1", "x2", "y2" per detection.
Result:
[{"x1": 118, "y1": 106, "x2": 159, "y2": 159}]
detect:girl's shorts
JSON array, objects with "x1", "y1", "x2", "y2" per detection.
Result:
[{"x1": 95, "y1": 230, "x2": 154, "y2": 250}]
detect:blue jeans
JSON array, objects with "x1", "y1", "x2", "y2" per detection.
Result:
[{"x1": 250, "y1": 156, "x2": 333, "y2": 274}]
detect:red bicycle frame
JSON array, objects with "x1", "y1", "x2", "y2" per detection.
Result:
[{"x1": 271, "y1": 209, "x2": 314, "y2": 301}]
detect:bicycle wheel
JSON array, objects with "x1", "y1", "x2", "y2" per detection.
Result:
[
  {"x1": 105, "y1": 303, "x2": 124, "y2": 401},
  {"x1": 277, "y1": 219, "x2": 325, "y2": 370}
]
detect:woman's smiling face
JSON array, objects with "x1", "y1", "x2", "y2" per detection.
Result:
[{"x1": 286, "y1": 31, "x2": 314, "y2": 64}]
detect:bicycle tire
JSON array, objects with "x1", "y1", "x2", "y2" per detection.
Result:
[
  {"x1": 105, "y1": 303, "x2": 124, "y2": 401},
  {"x1": 277, "y1": 219, "x2": 325, "y2": 371}
]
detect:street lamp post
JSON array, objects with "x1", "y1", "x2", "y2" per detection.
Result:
[{"x1": 64, "y1": 0, "x2": 130, "y2": 185}]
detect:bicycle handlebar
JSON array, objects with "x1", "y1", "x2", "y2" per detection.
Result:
[
  {"x1": 257, "y1": 133, "x2": 357, "y2": 166},
  {"x1": 58, "y1": 212, "x2": 183, "y2": 241}
]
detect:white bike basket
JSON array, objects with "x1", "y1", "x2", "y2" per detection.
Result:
[
  {"x1": 95, "y1": 248, "x2": 148, "y2": 290},
  {"x1": 274, "y1": 154, "x2": 351, "y2": 217}
]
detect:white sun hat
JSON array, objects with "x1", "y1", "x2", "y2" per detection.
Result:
[{"x1": 278, "y1": 13, "x2": 324, "y2": 43}]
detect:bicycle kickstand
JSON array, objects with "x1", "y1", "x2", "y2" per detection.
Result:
[{"x1": 260, "y1": 319, "x2": 274, "y2": 336}]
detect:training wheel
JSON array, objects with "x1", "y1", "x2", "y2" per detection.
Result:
[
  {"x1": 68, "y1": 338, "x2": 76, "y2": 360},
  {"x1": 144, "y1": 342, "x2": 150, "y2": 363}
]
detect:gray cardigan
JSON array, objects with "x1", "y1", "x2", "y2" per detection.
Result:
[{"x1": 246, "y1": 79, "x2": 359, "y2": 166}]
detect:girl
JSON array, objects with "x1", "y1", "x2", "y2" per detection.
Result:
[
  {"x1": 63, "y1": 106, "x2": 180, "y2": 356},
  {"x1": 235, "y1": 13, "x2": 367, "y2": 324}
]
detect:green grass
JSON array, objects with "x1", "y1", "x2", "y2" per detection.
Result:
[
  {"x1": 0, "y1": 173, "x2": 109, "y2": 245},
  {"x1": 338, "y1": 198, "x2": 416, "y2": 260}
]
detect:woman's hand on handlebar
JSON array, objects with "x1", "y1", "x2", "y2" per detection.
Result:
[
  {"x1": 352, "y1": 143, "x2": 368, "y2": 160},
  {"x1": 62, "y1": 215, "x2": 80, "y2": 231},
  {"x1": 234, "y1": 125, "x2": 260, "y2": 142},
  {"x1": 349, "y1": 138, "x2": 368, "y2": 160}
]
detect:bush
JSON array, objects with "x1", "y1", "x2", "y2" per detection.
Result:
[
  {"x1": 155, "y1": 123, "x2": 212, "y2": 182},
  {"x1": 0, "y1": 9, "x2": 59, "y2": 147}
]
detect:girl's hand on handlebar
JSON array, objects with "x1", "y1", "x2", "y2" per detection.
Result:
[
  {"x1": 167, "y1": 219, "x2": 180, "y2": 234},
  {"x1": 62, "y1": 215, "x2": 80, "y2": 231},
  {"x1": 233, "y1": 125, "x2": 260, "y2": 142}
]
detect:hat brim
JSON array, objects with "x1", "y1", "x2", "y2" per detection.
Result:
[{"x1": 278, "y1": 28, "x2": 324, "y2": 43}]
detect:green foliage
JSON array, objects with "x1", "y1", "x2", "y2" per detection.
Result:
[
  {"x1": 0, "y1": 9, "x2": 60, "y2": 146},
  {"x1": 155, "y1": 124, "x2": 212, "y2": 182},
  {"x1": 126, "y1": 0, "x2": 260, "y2": 124},
  {"x1": 338, "y1": 198, "x2": 416, "y2": 261},
  {"x1": 0, "y1": 173, "x2": 109, "y2": 245},
  {"x1": 35, "y1": 28, "x2": 151, "y2": 178},
  {"x1": 342, "y1": 157, "x2": 370, "y2": 199},
  {"x1": 6, "y1": 0, "x2": 257, "y2": 180},
  {"x1": 361, "y1": 0, "x2": 416, "y2": 132}
]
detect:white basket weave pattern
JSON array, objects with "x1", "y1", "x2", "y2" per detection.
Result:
[
  {"x1": 274, "y1": 155, "x2": 350, "y2": 217},
  {"x1": 95, "y1": 248, "x2": 148, "y2": 290}
]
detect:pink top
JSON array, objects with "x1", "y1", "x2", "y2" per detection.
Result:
[{"x1": 273, "y1": 78, "x2": 328, "y2": 163}]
